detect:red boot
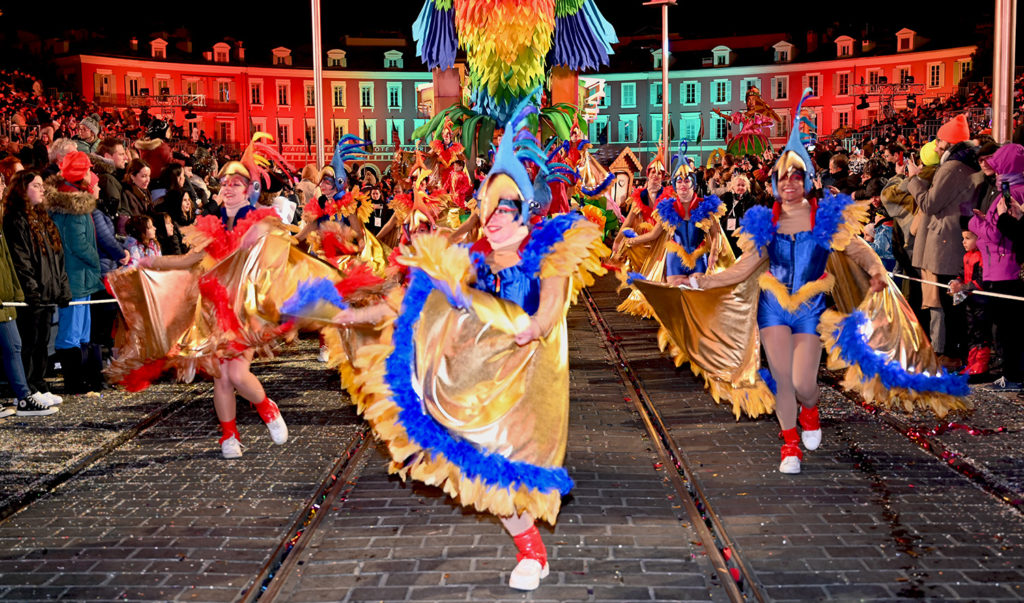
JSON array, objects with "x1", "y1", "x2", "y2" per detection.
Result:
[
  {"x1": 779, "y1": 427, "x2": 802, "y2": 474},
  {"x1": 509, "y1": 525, "x2": 549, "y2": 591},
  {"x1": 254, "y1": 397, "x2": 288, "y2": 445},
  {"x1": 219, "y1": 420, "x2": 242, "y2": 459},
  {"x1": 798, "y1": 405, "x2": 822, "y2": 451}
]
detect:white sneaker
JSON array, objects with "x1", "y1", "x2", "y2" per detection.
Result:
[
  {"x1": 509, "y1": 558, "x2": 549, "y2": 591},
  {"x1": 221, "y1": 436, "x2": 242, "y2": 459},
  {"x1": 265, "y1": 415, "x2": 288, "y2": 445},
  {"x1": 0, "y1": 402, "x2": 15, "y2": 419},
  {"x1": 36, "y1": 392, "x2": 63, "y2": 407},
  {"x1": 317, "y1": 346, "x2": 329, "y2": 363},
  {"x1": 16, "y1": 393, "x2": 58, "y2": 416},
  {"x1": 779, "y1": 455, "x2": 801, "y2": 474},
  {"x1": 801, "y1": 429, "x2": 822, "y2": 451}
]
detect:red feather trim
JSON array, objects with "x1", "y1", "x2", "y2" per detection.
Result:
[
  {"x1": 233, "y1": 207, "x2": 279, "y2": 239},
  {"x1": 199, "y1": 274, "x2": 242, "y2": 333},
  {"x1": 302, "y1": 198, "x2": 325, "y2": 222},
  {"x1": 336, "y1": 263, "x2": 386, "y2": 299},
  {"x1": 320, "y1": 230, "x2": 358, "y2": 260},
  {"x1": 191, "y1": 214, "x2": 238, "y2": 260},
  {"x1": 121, "y1": 359, "x2": 167, "y2": 392}
]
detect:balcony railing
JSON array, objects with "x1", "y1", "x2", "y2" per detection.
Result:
[{"x1": 93, "y1": 94, "x2": 238, "y2": 113}]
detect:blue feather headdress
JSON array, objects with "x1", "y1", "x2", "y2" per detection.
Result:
[
  {"x1": 668, "y1": 139, "x2": 695, "y2": 187},
  {"x1": 771, "y1": 87, "x2": 816, "y2": 196},
  {"x1": 324, "y1": 134, "x2": 370, "y2": 200}
]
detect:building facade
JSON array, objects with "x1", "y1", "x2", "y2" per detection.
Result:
[{"x1": 54, "y1": 29, "x2": 976, "y2": 167}]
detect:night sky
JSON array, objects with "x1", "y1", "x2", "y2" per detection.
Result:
[{"x1": 1, "y1": 2, "x2": 989, "y2": 48}]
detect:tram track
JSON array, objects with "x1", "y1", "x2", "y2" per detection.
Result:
[
  {"x1": 239, "y1": 426, "x2": 371, "y2": 602},
  {"x1": 581, "y1": 288, "x2": 767, "y2": 603}
]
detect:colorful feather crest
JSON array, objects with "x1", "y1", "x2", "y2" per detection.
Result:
[{"x1": 329, "y1": 134, "x2": 371, "y2": 196}]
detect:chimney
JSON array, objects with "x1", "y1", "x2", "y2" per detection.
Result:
[
  {"x1": 176, "y1": 39, "x2": 192, "y2": 54},
  {"x1": 130, "y1": 37, "x2": 138, "y2": 51},
  {"x1": 806, "y1": 30, "x2": 818, "y2": 54},
  {"x1": 236, "y1": 41, "x2": 245, "y2": 61},
  {"x1": 203, "y1": 51, "x2": 213, "y2": 61}
]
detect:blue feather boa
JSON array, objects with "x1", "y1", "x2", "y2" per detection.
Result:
[
  {"x1": 830, "y1": 311, "x2": 970, "y2": 396},
  {"x1": 811, "y1": 192, "x2": 857, "y2": 250},
  {"x1": 758, "y1": 368, "x2": 778, "y2": 395},
  {"x1": 655, "y1": 195, "x2": 722, "y2": 231},
  {"x1": 737, "y1": 205, "x2": 776, "y2": 250},
  {"x1": 280, "y1": 278, "x2": 348, "y2": 317},
  {"x1": 621, "y1": 229, "x2": 637, "y2": 238},
  {"x1": 384, "y1": 220, "x2": 583, "y2": 498},
  {"x1": 626, "y1": 271, "x2": 645, "y2": 285}
]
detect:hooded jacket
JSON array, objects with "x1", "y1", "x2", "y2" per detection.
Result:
[
  {"x1": 46, "y1": 177, "x2": 103, "y2": 298},
  {"x1": 990, "y1": 144, "x2": 1024, "y2": 265},
  {"x1": 90, "y1": 154, "x2": 124, "y2": 218}
]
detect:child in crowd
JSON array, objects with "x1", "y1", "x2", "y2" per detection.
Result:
[
  {"x1": 124, "y1": 214, "x2": 161, "y2": 267},
  {"x1": 950, "y1": 229, "x2": 991, "y2": 381}
]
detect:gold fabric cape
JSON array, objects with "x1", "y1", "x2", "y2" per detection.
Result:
[
  {"x1": 324, "y1": 223, "x2": 608, "y2": 525},
  {"x1": 107, "y1": 226, "x2": 339, "y2": 385}
]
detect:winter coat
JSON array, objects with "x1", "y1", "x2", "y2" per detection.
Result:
[
  {"x1": 2, "y1": 207, "x2": 71, "y2": 306},
  {"x1": 968, "y1": 199, "x2": 1020, "y2": 282},
  {"x1": 92, "y1": 209, "x2": 126, "y2": 275},
  {"x1": 0, "y1": 225, "x2": 24, "y2": 322},
  {"x1": 989, "y1": 144, "x2": 1024, "y2": 266},
  {"x1": 908, "y1": 149, "x2": 979, "y2": 275},
  {"x1": 119, "y1": 183, "x2": 153, "y2": 219},
  {"x1": 46, "y1": 180, "x2": 103, "y2": 298}
]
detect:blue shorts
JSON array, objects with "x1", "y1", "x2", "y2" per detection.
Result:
[
  {"x1": 665, "y1": 252, "x2": 708, "y2": 278},
  {"x1": 757, "y1": 290, "x2": 825, "y2": 335}
]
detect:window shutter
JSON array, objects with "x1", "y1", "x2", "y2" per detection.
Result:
[{"x1": 695, "y1": 82, "x2": 701, "y2": 105}]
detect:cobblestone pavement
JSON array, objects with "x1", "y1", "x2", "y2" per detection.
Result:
[
  {"x1": 2, "y1": 274, "x2": 1024, "y2": 602},
  {"x1": 589, "y1": 274, "x2": 1024, "y2": 602}
]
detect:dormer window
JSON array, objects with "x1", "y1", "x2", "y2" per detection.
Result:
[
  {"x1": 150, "y1": 38, "x2": 167, "y2": 59},
  {"x1": 652, "y1": 49, "x2": 664, "y2": 70},
  {"x1": 213, "y1": 42, "x2": 230, "y2": 63},
  {"x1": 711, "y1": 46, "x2": 731, "y2": 67},
  {"x1": 272, "y1": 47, "x2": 292, "y2": 66},
  {"x1": 327, "y1": 49, "x2": 347, "y2": 68},
  {"x1": 773, "y1": 41, "x2": 793, "y2": 64},
  {"x1": 834, "y1": 35, "x2": 854, "y2": 58},
  {"x1": 896, "y1": 28, "x2": 916, "y2": 52},
  {"x1": 384, "y1": 50, "x2": 403, "y2": 69}
]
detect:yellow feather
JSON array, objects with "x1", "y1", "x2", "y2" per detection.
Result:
[{"x1": 758, "y1": 272, "x2": 835, "y2": 311}]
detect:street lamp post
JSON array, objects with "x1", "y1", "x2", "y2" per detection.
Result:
[
  {"x1": 311, "y1": 0, "x2": 326, "y2": 168},
  {"x1": 644, "y1": 0, "x2": 676, "y2": 171}
]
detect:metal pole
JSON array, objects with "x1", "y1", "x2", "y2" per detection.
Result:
[
  {"x1": 992, "y1": 0, "x2": 1016, "y2": 142},
  {"x1": 661, "y1": 3, "x2": 670, "y2": 169},
  {"x1": 311, "y1": 0, "x2": 326, "y2": 168}
]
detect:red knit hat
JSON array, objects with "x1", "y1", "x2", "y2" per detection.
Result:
[
  {"x1": 937, "y1": 114, "x2": 970, "y2": 145},
  {"x1": 59, "y1": 151, "x2": 93, "y2": 183}
]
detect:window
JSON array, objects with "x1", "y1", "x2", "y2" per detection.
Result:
[
  {"x1": 598, "y1": 84, "x2": 610, "y2": 108},
  {"x1": 327, "y1": 49, "x2": 347, "y2": 68},
  {"x1": 151, "y1": 40, "x2": 167, "y2": 59},
  {"x1": 776, "y1": 111, "x2": 789, "y2": 137},
  {"x1": 776, "y1": 50, "x2": 788, "y2": 62},
  {"x1": 217, "y1": 81, "x2": 230, "y2": 103},
  {"x1": 384, "y1": 50, "x2": 404, "y2": 69},
  {"x1": 710, "y1": 114, "x2": 727, "y2": 140},
  {"x1": 712, "y1": 80, "x2": 730, "y2": 104},
  {"x1": 154, "y1": 78, "x2": 171, "y2": 96},
  {"x1": 386, "y1": 119, "x2": 405, "y2": 144},
  {"x1": 305, "y1": 84, "x2": 315, "y2": 107},
  {"x1": 681, "y1": 81, "x2": 699, "y2": 105},
  {"x1": 387, "y1": 82, "x2": 402, "y2": 110},
  {"x1": 332, "y1": 83, "x2": 345, "y2": 107},
  {"x1": 183, "y1": 79, "x2": 200, "y2": 96},
  {"x1": 836, "y1": 110, "x2": 850, "y2": 128},
  {"x1": 250, "y1": 82, "x2": 263, "y2": 105},
  {"x1": 741, "y1": 78, "x2": 760, "y2": 95},
  {"x1": 805, "y1": 74, "x2": 820, "y2": 97},
  {"x1": 272, "y1": 48, "x2": 292, "y2": 66},
  {"x1": 332, "y1": 119, "x2": 348, "y2": 142},
  {"x1": 359, "y1": 118, "x2": 377, "y2": 143},
  {"x1": 621, "y1": 83, "x2": 636, "y2": 108},
  {"x1": 650, "y1": 82, "x2": 664, "y2": 107},
  {"x1": 680, "y1": 113, "x2": 700, "y2": 141},
  {"x1": 928, "y1": 63, "x2": 943, "y2": 88},
  {"x1": 277, "y1": 83, "x2": 289, "y2": 106},
  {"x1": 275, "y1": 55, "x2": 287, "y2": 65},
  {"x1": 652, "y1": 49, "x2": 664, "y2": 70},
  {"x1": 304, "y1": 120, "x2": 317, "y2": 146},
  {"x1": 774, "y1": 76, "x2": 788, "y2": 100},
  {"x1": 898, "y1": 36, "x2": 912, "y2": 51},
  {"x1": 214, "y1": 46, "x2": 230, "y2": 63},
  {"x1": 360, "y1": 83, "x2": 374, "y2": 108},
  {"x1": 868, "y1": 70, "x2": 881, "y2": 86},
  {"x1": 127, "y1": 77, "x2": 141, "y2": 97},
  {"x1": 277, "y1": 120, "x2": 290, "y2": 145},
  {"x1": 217, "y1": 121, "x2": 233, "y2": 143},
  {"x1": 839, "y1": 43, "x2": 851, "y2": 57},
  {"x1": 650, "y1": 115, "x2": 663, "y2": 143},
  {"x1": 837, "y1": 72, "x2": 850, "y2": 96},
  {"x1": 250, "y1": 118, "x2": 267, "y2": 137},
  {"x1": 619, "y1": 114, "x2": 637, "y2": 142},
  {"x1": 711, "y1": 46, "x2": 730, "y2": 66},
  {"x1": 896, "y1": 67, "x2": 911, "y2": 84},
  {"x1": 589, "y1": 116, "x2": 610, "y2": 143},
  {"x1": 956, "y1": 60, "x2": 972, "y2": 85},
  {"x1": 153, "y1": 47, "x2": 165, "y2": 59}
]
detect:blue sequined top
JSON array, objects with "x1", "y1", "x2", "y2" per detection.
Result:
[{"x1": 767, "y1": 231, "x2": 831, "y2": 292}]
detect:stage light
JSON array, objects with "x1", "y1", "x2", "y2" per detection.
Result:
[
  {"x1": 184, "y1": 111, "x2": 197, "y2": 120},
  {"x1": 906, "y1": 94, "x2": 917, "y2": 109},
  {"x1": 857, "y1": 95, "x2": 869, "y2": 110}
]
